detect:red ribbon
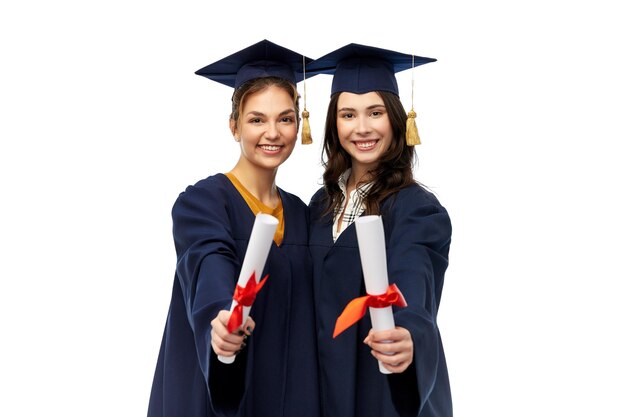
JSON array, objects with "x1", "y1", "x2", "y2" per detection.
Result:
[
  {"x1": 227, "y1": 272, "x2": 269, "y2": 333},
  {"x1": 333, "y1": 283, "x2": 407, "y2": 338}
]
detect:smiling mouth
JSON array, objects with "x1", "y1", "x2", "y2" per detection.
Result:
[
  {"x1": 258, "y1": 144, "x2": 283, "y2": 152},
  {"x1": 353, "y1": 140, "x2": 378, "y2": 151}
]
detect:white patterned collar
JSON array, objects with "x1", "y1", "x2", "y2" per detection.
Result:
[
  {"x1": 332, "y1": 169, "x2": 373, "y2": 241},
  {"x1": 337, "y1": 168, "x2": 374, "y2": 199}
]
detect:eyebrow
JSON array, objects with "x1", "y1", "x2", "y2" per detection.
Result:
[
  {"x1": 245, "y1": 109, "x2": 296, "y2": 117},
  {"x1": 337, "y1": 104, "x2": 386, "y2": 112}
]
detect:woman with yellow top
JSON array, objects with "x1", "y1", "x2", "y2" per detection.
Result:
[{"x1": 147, "y1": 40, "x2": 320, "y2": 417}]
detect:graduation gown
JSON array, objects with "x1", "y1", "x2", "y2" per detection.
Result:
[
  {"x1": 309, "y1": 184, "x2": 453, "y2": 417},
  {"x1": 148, "y1": 173, "x2": 320, "y2": 417}
]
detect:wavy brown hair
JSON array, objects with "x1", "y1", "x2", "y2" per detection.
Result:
[{"x1": 321, "y1": 91, "x2": 416, "y2": 217}]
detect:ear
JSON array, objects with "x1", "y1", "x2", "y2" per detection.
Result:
[{"x1": 229, "y1": 119, "x2": 240, "y2": 141}]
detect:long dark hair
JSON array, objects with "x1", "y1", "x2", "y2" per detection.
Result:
[{"x1": 321, "y1": 91, "x2": 416, "y2": 217}]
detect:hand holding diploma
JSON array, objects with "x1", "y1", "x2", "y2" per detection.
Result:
[
  {"x1": 217, "y1": 213, "x2": 278, "y2": 364},
  {"x1": 363, "y1": 327, "x2": 414, "y2": 374},
  {"x1": 333, "y1": 215, "x2": 408, "y2": 374},
  {"x1": 211, "y1": 311, "x2": 255, "y2": 358}
]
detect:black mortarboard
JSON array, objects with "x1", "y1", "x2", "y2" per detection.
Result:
[
  {"x1": 195, "y1": 39, "x2": 317, "y2": 144},
  {"x1": 308, "y1": 43, "x2": 436, "y2": 146},
  {"x1": 306, "y1": 43, "x2": 436, "y2": 96},
  {"x1": 195, "y1": 39, "x2": 313, "y2": 90}
]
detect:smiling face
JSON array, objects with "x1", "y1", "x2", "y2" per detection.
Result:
[
  {"x1": 231, "y1": 84, "x2": 298, "y2": 174},
  {"x1": 336, "y1": 91, "x2": 393, "y2": 178}
]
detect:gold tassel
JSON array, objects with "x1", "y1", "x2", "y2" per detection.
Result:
[
  {"x1": 406, "y1": 109, "x2": 421, "y2": 146},
  {"x1": 300, "y1": 55, "x2": 312, "y2": 145},
  {"x1": 301, "y1": 109, "x2": 313, "y2": 144},
  {"x1": 406, "y1": 54, "x2": 421, "y2": 146}
]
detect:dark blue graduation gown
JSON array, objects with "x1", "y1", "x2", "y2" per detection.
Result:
[
  {"x1": 309, "y1": 184, "x2": 453, "y2": 417},
  {"x1": 148, "y1": 173, "x2": 320, "y2": 417}
]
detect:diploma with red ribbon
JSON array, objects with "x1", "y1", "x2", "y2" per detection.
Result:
[
  {"x1": 333, "y1": 215, "x2": 408, "y2": 374},
  {"x1": 226, "y1": 271, "x2": 269, "y2": 333},
  {"x1": 332, "y1": 283, "x2": 407, "y2": 338},
  {"x1": 218, "y1": 213, "x2": 278, "y2": 364}
]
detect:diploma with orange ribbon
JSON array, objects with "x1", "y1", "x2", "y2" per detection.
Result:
[
  {"x1": 218, "y1": 213, "x2": 278, "y2": 364},
  {"x1": 333, "y1": 215, "x2": 407, "y2": 374}
]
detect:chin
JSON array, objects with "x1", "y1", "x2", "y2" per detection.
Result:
[
  {"x1": 354, "y1": 155, "x2": 380, "y2": 166},
  {"x1": 257, "y1": 160, "x2": 284, "y2": 171}
]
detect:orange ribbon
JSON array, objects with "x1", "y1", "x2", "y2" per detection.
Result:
[
  {"x1": 333, "y1": 283, "x2": 407, "y2": 338},
  {"x1": 227, "y1": 272, "x2": 269, "y2": 333}
]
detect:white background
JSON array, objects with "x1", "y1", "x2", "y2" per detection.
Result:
[{"x1": 1, "y1": 1, "x2": 625, "y2": 416}]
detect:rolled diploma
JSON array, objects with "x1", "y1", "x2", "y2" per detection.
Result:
[
  {"x1": 355, "y1": 215, "x2": 395, "y2": 374},
  {"x1": 218, "y1": 213, "x2": 278, "y2": 364}
]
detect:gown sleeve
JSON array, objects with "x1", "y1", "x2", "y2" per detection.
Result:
[
  {"x1": 172, "y1": 183, "x2": 247, "y2": 415},
  {"x1": 384, "y1": 187, "x2": 452, "y2": 414}
]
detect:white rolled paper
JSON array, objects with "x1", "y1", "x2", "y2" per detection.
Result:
[
  {"x1": 355, "y1": 215, "x2": 394, "y2": 374},
  {"x1": 218, "y1": 213, "x2": 278, "y2": 364}
]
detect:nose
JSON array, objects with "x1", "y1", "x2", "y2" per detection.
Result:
[
  {"x1": 356, "y1": 116, "x2": 371, "y2": 135},
  {"x1": 265, "y1": 121, "x2": 280, "y2": 140}
]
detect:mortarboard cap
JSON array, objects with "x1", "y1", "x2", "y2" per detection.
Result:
[
  {"x1": 195, "y1": 39, "x2": 317, "y2": 145},
  {"x1": 308, "y1": 43, "x2": 436, "y2": 146},
  {"x1": 306, "y1": 43, "x2": 436, "y2": 96},
  {"x1": 195, "y1": 39, "x2": 313, "y2": 90}
]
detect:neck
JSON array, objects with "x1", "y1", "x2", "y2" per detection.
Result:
[
  {"x1": 230, "y1": 160, "x2": 279, "y2": 207},
  {"x1": 349, "y1": 163, "x2": 375, "y2": 189}
]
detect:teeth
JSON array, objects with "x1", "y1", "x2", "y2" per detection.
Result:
[
  {"x1": 355, "y1": 141, "x2": 376, "y2": 150},
  {"x1": 259, "y1": 145, "x2": 281, "y2": 151}
]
